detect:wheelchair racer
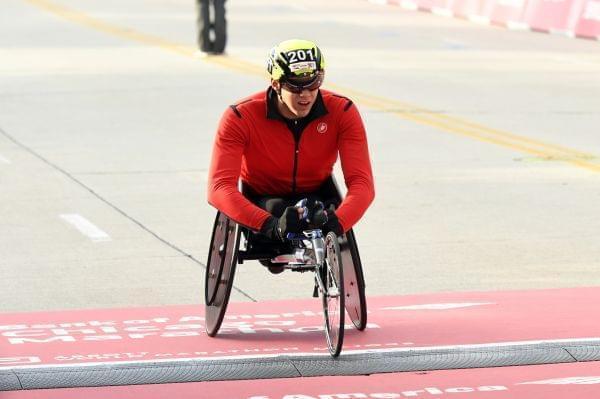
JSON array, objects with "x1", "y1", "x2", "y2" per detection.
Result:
[{"x1": 207, "y1": 39, "x2": 375, "y2": 244}]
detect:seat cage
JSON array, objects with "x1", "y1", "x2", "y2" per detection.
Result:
[
  {"x1": 205, "y1": 175, "x2": 367, "y2": 337},
  {"x1": 237, "y1": 175, "x2": 341, "y2": 266}
]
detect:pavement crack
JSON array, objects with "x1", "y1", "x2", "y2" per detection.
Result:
[{"x1": 0, "y1": 126, "x2": 257, "y2": 302}]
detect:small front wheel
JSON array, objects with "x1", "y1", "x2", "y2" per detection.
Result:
[{"x1": 322, "y1": 232, "x2": 345, "y2": 357}]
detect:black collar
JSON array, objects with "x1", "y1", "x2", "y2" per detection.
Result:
[{"x1": 266, "y1": 87, "x2": 328, "y2": 123}]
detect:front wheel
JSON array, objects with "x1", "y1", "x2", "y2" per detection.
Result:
[{"x1": 322, "y1": 232, "x2": 345, "y2": 357}]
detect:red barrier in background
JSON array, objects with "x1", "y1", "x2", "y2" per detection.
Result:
[
  {"x1": 416, "y1": 0, "x2": 453, "y2": 12},
  {"x1": 574, "y1": 0, "x2": 600, "y2": 38},
  {"x1": 374, "y1": 0, "x2": 600, "y2": 39},
  {"x1": 451, "y1": 0, "x2": 485, "y2": 17},
  {"x1": 524, "y1": 0, "x2": 584, "y2": 33},
  {"x1": 481, "y1": 0, "x2": 528, "y2": 26}
]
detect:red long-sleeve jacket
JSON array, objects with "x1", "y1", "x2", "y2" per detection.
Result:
[{"x1": 207, "y1": 88, "x2": 375, "y2": 232}]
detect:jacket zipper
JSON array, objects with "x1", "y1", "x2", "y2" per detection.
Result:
[
  {"x1": 291, "y1": 120, "x2": 300, "y2": 194},
  {"x1": 292, "y1": 140, "x2": 299, "y2": 194}
]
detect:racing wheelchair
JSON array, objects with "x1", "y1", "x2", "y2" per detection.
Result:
[{"x1": 204, "y1": 177, "x2": 367, "y2": 357}]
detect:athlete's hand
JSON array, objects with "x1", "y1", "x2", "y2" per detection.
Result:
[
  {"x1": 277, "y1": 206, "x2": 307, "y2": 240},
  {"x1": 305, "y1": 199, "x2": 328, "y2": 227},
  {"x1": 323, "y1": 204, "x2": 343, "y2": 236},
  {"x1": 260, "y1": 207, "x2": 306, "y2": 241}
]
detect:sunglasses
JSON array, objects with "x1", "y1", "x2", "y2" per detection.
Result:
[{"x1": 281, "y1": 73, "x2": 324, "y2": 94}]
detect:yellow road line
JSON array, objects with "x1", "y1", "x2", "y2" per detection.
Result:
[
  {"x1": 24, "y1": 0, "x2": 600, "y2": 173},
  {"x1": 332, "y1": 85, "x2": 600, "y2": 172},
  {"x1": 336, "y1": 86, "x2": 596, "y2": 159},
  {"x1": 25, "y1": 0, "x2": 194, "y2": 57},
  {"x1": 24, "y1": 0, "x2": 264, "y2": 76}
]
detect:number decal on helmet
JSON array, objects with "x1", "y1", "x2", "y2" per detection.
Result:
[{"x1": 287, "y1": 49, "x2": 315, "y2": 63}]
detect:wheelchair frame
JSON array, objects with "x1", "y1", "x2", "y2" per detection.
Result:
[{"x1": 204, "y1": 176, "x2": 367, "y2": 357}]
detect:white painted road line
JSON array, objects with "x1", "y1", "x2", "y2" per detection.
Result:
[
  {"x1": 0, "y1": 154, "x2": 11, "y2": 164},
  {"x1": 381, "y1": 302, "x2": 495, "y2": 310},
  {"x1": 0, "y1": 357, "x2": 41, "y2": 366},
  {"x1": 518, "y1": 377, "x2": 600, "y2": 385},
  {"x1": 59, "y1": 214, "x2": 111, "y2": 242}
]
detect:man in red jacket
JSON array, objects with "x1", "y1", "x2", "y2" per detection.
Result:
[{"x1": 208, "y1": 39, "x2": 374, "y2": 244}]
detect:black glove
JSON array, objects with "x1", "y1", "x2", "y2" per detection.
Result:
[
  {"x1": 323, "y1": 205, "x2": 344, "y2": 236},
  {"x1": 303, "y1": 199, "x2": 328, "y2": 228},
  {"x1": 260, "y1": 206, "x2": 306, "y2": 241}
]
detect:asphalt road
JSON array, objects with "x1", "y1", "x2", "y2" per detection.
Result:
[{"x1": 1, "y1": 0, "x2": 599, "y2": 312}]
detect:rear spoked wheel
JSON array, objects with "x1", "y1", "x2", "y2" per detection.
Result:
[
  {"x1": 322, "y1": 231, "x2": 345, "y2": 357},
  {"x1": 340, "y1": 230, "x2": 367, "y2": 330},
  {"x1": 205, "y1": 212, "x2": 240, "y2": 337}
]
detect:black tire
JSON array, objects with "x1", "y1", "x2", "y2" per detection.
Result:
[
  {"x1": 340, "y1": 229, "x2": 368, "y2": 330},
  {"x1": 205, "y1": 212, "x2": 240, "y2": 337},
  {"x1": 322, "y1": 232, "x2": 345, "y2": 357}
]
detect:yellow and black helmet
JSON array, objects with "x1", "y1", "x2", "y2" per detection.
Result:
[{"x1": 267, "y1": 39, "x2": 325, "y2": 82}]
